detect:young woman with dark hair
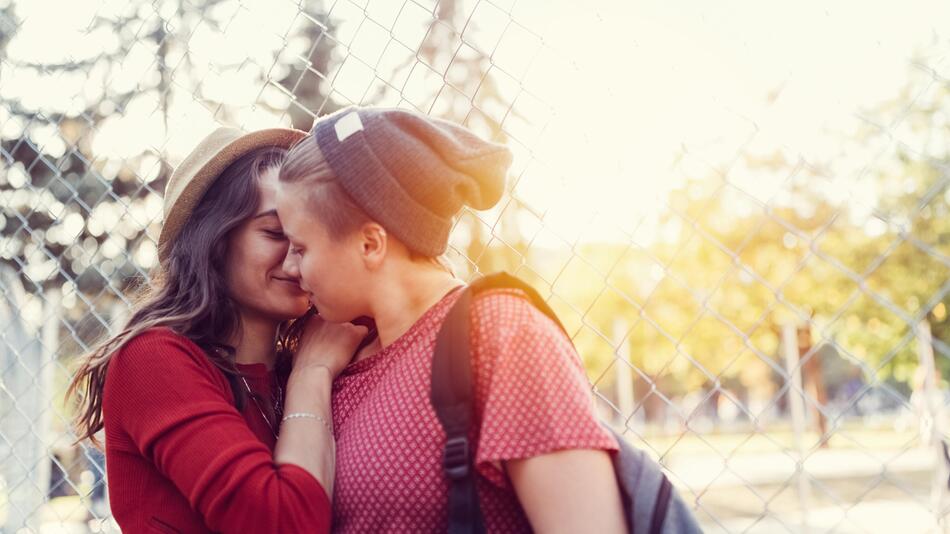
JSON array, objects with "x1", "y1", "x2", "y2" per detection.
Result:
[{"x1": 68, "y1": 128, "x2": 370, "y2": 534}]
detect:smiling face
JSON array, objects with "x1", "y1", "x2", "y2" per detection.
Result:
[{"x1": 225, "y1": 167, "x2": 311, "y2": 322}]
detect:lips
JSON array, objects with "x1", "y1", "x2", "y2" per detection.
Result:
[{"x1": 273, "y1": 276, "x2": 303, "y2": 290}]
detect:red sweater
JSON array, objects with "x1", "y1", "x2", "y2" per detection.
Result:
[{"x1": 102, "y1": 328, "x2": 331, "y2": 534}]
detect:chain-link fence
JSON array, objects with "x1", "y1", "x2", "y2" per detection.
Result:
[{"x1": 2, "y1": 0, "x2": 950, "y2": 532}]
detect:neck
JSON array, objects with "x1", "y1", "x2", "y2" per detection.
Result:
[
  {"x1": 229, "y1": 312, "x2": 281, "y2": 369},
  {"x1": 369, "y1": 264, "x2": 462, "y2": 349}
]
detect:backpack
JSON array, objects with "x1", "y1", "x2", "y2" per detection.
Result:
[{"x1": 430, "y1": 272, "x2": 704, "y2": 534}]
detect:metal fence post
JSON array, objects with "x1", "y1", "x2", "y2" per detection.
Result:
[
  {"x1": 918, "y1": 318, "x2": 949, "y2": 532},
  {"x1": 614, "y1": 318, "x2": 635, "y2": 427},
  {"x1": 783, "y1": 322, "x2": 812, "y2": 531},
  {"x1": 0, "y1": 266, "x2": 44, "y2": 533}
]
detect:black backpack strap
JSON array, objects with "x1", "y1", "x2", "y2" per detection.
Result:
[
  {"x1": 432, "y1": 273, "x2": 567, "y2": 534},
  {"x1": 649, "y1": 477, "x2": 673, "y2": 534},
  {"x1": 468, "y1": 272, "x2": 569, "y2": 337},
  {"x1": 434, "y1": 272, "x2": 701, "y2": 534},
  {"x1": 432, "y1": 286, "x2": 485, "y2": 534}
]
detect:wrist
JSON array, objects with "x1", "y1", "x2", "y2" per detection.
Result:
[
  {"x1": 285, "y1": 365, "x2": 333, "y2": 414},
  {"x1": 291, "y1": 363, "x2": 334, "y2": 384}
]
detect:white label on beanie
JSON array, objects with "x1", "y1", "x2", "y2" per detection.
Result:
[{"x1": 335, "y1": 111, "x2": 364, "y2": 142}]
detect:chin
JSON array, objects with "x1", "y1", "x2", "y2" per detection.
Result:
[
  {"x1": 315, "y1": 307, "x2": 352, "y2": 324},
  {"x1": 273, "y1": 300, "x2": 311, "y2": 320}
]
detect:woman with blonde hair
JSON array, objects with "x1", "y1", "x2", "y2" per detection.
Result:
[{"x1": 276, "y1": 107, "x2": 626, "y2": 533}]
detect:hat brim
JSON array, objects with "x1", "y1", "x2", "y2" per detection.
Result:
[{"x1": 158, "y1": 128, "x2": 307, "y2": 261}]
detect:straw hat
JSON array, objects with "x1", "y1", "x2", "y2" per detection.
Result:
[{"x1": 158, "y1": 127, "x2": 307, "y2": 262}]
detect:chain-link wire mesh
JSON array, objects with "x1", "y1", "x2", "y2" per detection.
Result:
[{"x1": 1, "y1": 0, "x2": 949, "y2": 532}]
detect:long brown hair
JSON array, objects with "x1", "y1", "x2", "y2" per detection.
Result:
[{"x1": 68, "y1": 146, "x2": 307, "y2": 445}]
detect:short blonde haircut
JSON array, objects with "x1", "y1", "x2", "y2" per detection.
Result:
[{"x1": 279, "y1": 135, "x2": 455, "y2": 274}]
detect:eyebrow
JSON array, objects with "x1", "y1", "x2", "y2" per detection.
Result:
[{"x1": 253, "y1": 209, "x2": 278, "y2": 220}]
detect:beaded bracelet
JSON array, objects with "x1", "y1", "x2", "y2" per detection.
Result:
[{"x1": 281, "y1": 412, "x2": 334, "y2": 436}]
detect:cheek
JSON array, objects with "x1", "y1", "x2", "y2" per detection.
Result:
[
  {"x1": 264, "y1": 240, "x2": 290, "y2": 268},
  {"x1": 298, "y1": 247, "x2": 343, "y2": 291},
  {"x1": 299, "y1": 254, "x2": 323, "y2": 285},
  {"x1": 226, "y1": 260, "x2": 264, "y2": 301},
  {"x1": 243, "y1": 257, "x2": 272, "y2": 289},
  {"x1": 226, "y1": 239, "x2": 253, "y2": 286},
  {"x1": 233, "y1": 240, "x2": 281, "y2": 285}
]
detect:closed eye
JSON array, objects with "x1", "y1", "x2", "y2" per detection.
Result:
[{"x1": 263, "y1": 230, "x2": 286, "y2": 240}]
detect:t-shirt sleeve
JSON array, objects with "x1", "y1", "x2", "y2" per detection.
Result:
[
  {"x1": 470, "y1": 290, "x2": 617, "y2": 484},
  {"x1": 102, "y1": 329, "x2": 331, "y2": 534}
]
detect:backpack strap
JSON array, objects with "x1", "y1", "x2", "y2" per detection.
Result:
[
  {"x1": 431, "y1": 286, "x2": 484, "y2": 534},
  {"x1": 431, "y1": 272, "x2": 565, "y2": 534},
  {"x1": 650, "y1": 476, "x2": 673, "y2": 534},
  {"x1": 433, "y1": 272, "x2": 701, "y2": 534},
  {"x1": 468, "y1": 272, "x2": 570, "y2": 338}
]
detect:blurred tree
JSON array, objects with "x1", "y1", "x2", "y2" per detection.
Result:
[
  {"x1": 0, "y1": 0, "x2": 339, "y2": 351},
  {"x1": 265, "y1": 1, "x2": 341, "y2": 130},
  {"x1": 861, "y1": 75, "x2": 950, "y2": 382},
  {"x1": 412, "y1": 0, "x2": 529, "y2": 278},
  {"x1": 547, "y1": 67, "x2": 950, "y2": 427}
]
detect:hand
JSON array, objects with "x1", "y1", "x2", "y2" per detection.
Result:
[{"x1": 293, "y1": 313, "x2": 368, "y2": 378}]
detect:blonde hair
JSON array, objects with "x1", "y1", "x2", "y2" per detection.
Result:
[
  {"x1": 279, "y1": 135, "x2": 455, "y2": 274},
  {"x1": 279, "y1": 136, "x2": 371, "y2": 238}
]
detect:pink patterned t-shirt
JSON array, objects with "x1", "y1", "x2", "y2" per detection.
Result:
[{"x1": 330, "y1": 287, "x2": 618, "y2": 533}]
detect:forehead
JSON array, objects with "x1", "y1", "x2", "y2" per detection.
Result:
[
  {"x1": 274, "y1": 179, "x2": 310, "y2": 210},
  {"x1": 273, "y1": 181, "x2": 310, "y2": 232},
  {"x1": 256, "y1": 166, "x2": 280, "y2": 212},
  {"x1": 274, "y1": 184, "x2": 335, "y2": 243}
]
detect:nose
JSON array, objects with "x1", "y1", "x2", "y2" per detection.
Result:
[{"x1": 282, "y1": 249, "x2": 300, "y2": 280}]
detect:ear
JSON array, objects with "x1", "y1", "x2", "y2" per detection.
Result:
[{"x1": 357, "y1": 221, "x2": 388, "y2": 270}]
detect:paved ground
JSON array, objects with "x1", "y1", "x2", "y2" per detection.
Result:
[
  {"x1": 13, "y1": 426, "x2": 950, "y2": 533},
  {"x1": 671, "y1": 446, "x2": 946, "y2": 533}
]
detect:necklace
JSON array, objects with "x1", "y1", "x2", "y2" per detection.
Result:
[{"x1": 240, "y1": 373, "x2": 282, "y2": 439}]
